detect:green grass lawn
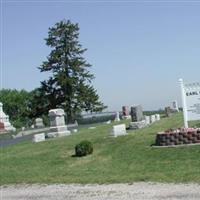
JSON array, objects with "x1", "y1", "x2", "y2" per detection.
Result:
[{"x1": 1, "y1": 112, "x2": 200, "y2": 185}]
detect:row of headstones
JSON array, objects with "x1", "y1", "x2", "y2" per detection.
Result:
[
  {"x1": 111, "y1": 105, "x2": 161, "y2": 137},
  {"x1": 111, "y1": 115, "x2": 161, "y2": 138},
  {"x1": 33, "y1": 108, "x2": 71, "y2": 143}
]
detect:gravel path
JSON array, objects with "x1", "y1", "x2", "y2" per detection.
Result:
[{"x1": 1, "y1": 183, "x2": 200, "y2": 200}]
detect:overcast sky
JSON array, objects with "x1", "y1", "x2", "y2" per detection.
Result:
[{"x1": 1, "y1": 1, "x2": 200, "y2": 111}]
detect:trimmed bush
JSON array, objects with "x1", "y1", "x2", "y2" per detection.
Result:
[{"x1": 75, "y1": 140, "x2": 93, "y2": 157}]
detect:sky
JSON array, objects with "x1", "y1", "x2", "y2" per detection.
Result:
[{"x1": 1, "y1": 0, "x2": 200, "y2": 111}]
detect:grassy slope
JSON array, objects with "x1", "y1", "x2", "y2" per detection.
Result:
[{"x1": 1, "y1": 113, "x2": 200, "y2": 185}]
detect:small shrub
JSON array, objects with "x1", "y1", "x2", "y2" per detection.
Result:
[{"x1": 75, "y1": 140, "x2": 93, "y2": 157}]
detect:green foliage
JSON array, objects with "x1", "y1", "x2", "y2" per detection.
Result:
[
  {"x1": 75, "y1": 140, "x2": 93, "y2": 157},
  {"x1": 26, "y1": 88, "x2": 51, "y2": 119},
  {"x1": 0, "y1": 89, "x2": 32, "y2": 128},
  {"x1": 37, "y1": 19, "x2": 106, "y2": 121}
]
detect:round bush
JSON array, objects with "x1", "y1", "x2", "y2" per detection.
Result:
[{"x1": 75, "y1": 140, "x2": 93, "y2": 157}]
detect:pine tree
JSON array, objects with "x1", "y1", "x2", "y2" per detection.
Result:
[{"x1": 38, "y1": 20, "x2": 106, "y2": 121}]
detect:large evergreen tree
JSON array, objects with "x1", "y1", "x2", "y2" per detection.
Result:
[{"x1": 38, "y1": 20, "x2": 106, "y2": 121}]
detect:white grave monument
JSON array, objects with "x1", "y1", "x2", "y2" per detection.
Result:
[
  {"x1": 179, "y1": 79, "x2": 200, "y2": 128},
  {"x1": 47, "y1": 109, "x2": 71, "y2": 138},
  {"x1": 145, "y1": 115, "x2": 150, "y2": 125},
  {"x1": 110, "y1": 124, "x2": 127, "y2": 137},
  {"x1": 33, "y1": 133, "x2": 45, "y2": 143},
  {"x1": 114, "y1": 112, "x2": 120, "y2": 122},
  {"x1": 150, "y1": 115, "x2": 156, "y2": 123},
  {"x1": 155, "y1": 114, "x2": 160, "y2": 121},
  {"x1": 35, "y1": 118, "x2": 44, "y2": 128},
  {"x1": 0, "y1": 102, "x2": 15, "y2": 132}
]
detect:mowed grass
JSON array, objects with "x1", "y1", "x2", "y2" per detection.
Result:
[{"x1": 1, "y1": 113, "x2": 200, "y2": 185}]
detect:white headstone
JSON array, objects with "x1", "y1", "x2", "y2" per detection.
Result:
[
  {"x1": 72, "y1": 129, "x2": 78, "y2": 133},
  {"x1": 88, "y1": 127, "x2": 96, "y2": 129},
  {"x1": 110, "y1": 124, "x2": 127, "y2": 137},
  {"x1": 155, "y1": 114, "x2": 160, "y2": 121},
  {"x1": 106, "y1": 120, "x2": 111, "y2": 124},
  {"x1": 0, "y1": 102, "x2": 16, "y2": 132},
  {"x1": 47, "y1": 109, "x2": 71, "y2": 138},
  {"x1": 35, "y1": 118, "x2": 44, "y2": 128},
  {"x1": 33, "y1": 133, "x2": 45, "y2": 143},
  {"x1": 145, "y1": 116, "x2": 150, "y2": 125},
  {"x1": 114, "y1": 112, "x2": 120, "y2": 122},
  {"x1": 150, "y1": 115, "x2": 156, "y2": 123}
]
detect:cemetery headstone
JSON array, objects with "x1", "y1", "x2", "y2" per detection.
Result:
[
  {"x1": 130, "y1": 105, "x2": 144, "y2": 122},
  {"x1": 88, "y1": 127, "x2": 96, "y2": 129},
  {"x1": 35, "y1": 118, "x2": 45, "y2": 128},
  {"x1": 106, "y1": 120, "x2": 111, "y2": 124},
  {"x1": 114, "y1": 111, "x2": 120, "y2": 122},
  {"x1": 165, "y1": 106, "x2": 172, "y2": 117},
  {"x1": 72, "y1": 129, "x2": 78, "y2": 133},
  {"x1": 155, "y1": 114, "x2": 160, "y2": 121},
  {"x1": 122, "y1": 106, "x2": 129, "y2": 116},
  {"x1": 145, "y1": 115, "x2": 150, "y2": 125},
  {"x1": 33, "y1": 133, "x2": 45, "y2": 143},
  {"x1": 150, "y1": 115, "x2": 156, "y2": 123},
  {"x1": 129, "y1": 105, "x2": 146, "y2": 129},
  {"x1": 47, "y1": 109, "x2": 71, "y2": 138},
  {"x1": 172, "y1": 100, "x2": 179, "y2": 112},
  {"x1": 0, "y1": 102, "x2": 16, "y2": 132},
  {"x1": 122, "y1": 106, "x2": 131, "y2": 119},
  {"x1": 110, "y1": 124, "x2": 127, "y2": 137}
]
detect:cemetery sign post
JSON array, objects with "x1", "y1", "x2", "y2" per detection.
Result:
[{"x1": 179, "y1": 78, "x2": 200, "y2": 128}]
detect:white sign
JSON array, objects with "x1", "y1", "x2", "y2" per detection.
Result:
[
  {"x1": 185, "y1": 82, "x2": 200, "y2": 121},
  {"x1": 179, "y1": 79, "x2": 200, "y2": 128}
]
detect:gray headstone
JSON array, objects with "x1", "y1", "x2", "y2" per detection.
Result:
[
  {"x1": 129, "y1": 120, "x2": 146, "y2": 129},
  {"x1": 130, "y1": 105, "x2": 144, "y2": 122},
  {"x1": 165, "y1": 107, "x2": 172, "y2": 117},
  {"x1": 47, "y1": 109, "x2": 71, "y2": 138},
  {"x1": 35, "y1": 118, "x2": 44, "y2": 128},
  {"x1": 172, "y1": 101, "x2": 179, "y2": 112}
]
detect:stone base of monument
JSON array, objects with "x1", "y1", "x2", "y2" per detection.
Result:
[
  {"x1": 122, "y1": 115, "x2": 131, "y2": 120},
  {"x1": 47, "y1": 126, "x2": 71, "y2": 138},
  {"x1": 129, "y1": 120, "x2": 146, "y2": 129},
  {"x1": 3, "y1": 122, "x2": 16, "y2": 132},
  {"x1": 155, "y1": 128, "x2": 200, "y2": 146}
]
